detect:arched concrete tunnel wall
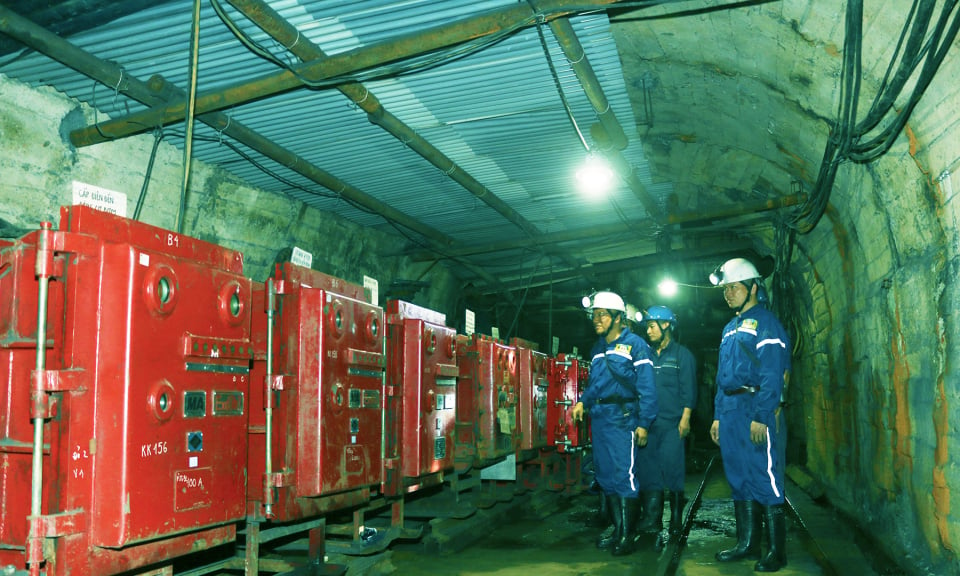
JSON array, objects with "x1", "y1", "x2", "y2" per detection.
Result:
[
  {"x1": 1, "y1": 2, "x2": 960, "y2": 575},
  {"x1": 788, "y1": 128, "x2": 958, "y2": 573},
  {"x1": 759, "y1": 13, "x2": 960, "y2": 574},
  {"x1": 612, "y1": 3, "x2": 960, "y2": 573}
]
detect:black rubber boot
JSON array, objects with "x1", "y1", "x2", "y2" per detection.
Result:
[
  {"x1": 715, "y1": 500, "x2": 762, "y2": 562},
  {"x1": 668, "y1": 491, "x2": 685, "y2": 536},
  {"x1": 611, "y1": 497, "x2": 641, "y2": 556},
  {"x1": 754, "y1": 504, "x2": 787, "y2": 572},
  {"x1": 635, "y1": 490, "x2": 664, "y2": 533},
  {"x1": 596, "y1": 494, "x2": 620, "y2": 550},
  {"x1": 587, "y1": 491, "x2": 609, "y2": 528}
]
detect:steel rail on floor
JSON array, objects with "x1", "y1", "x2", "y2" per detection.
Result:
[
  {"x1": 783, "y1": 495, "x2": 840, "y2": 576},
  {"x1": 654, "y1": 454, "x2": 718, "y2": 576},
  {"x1": 652, "y1": 455, "x2": 844, "y2": 576}
]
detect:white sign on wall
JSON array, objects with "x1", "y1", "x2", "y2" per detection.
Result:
[
  {"x1": 363, "y1": 275, "x2": 379, "y2": 306},
  {"x1": 465, "y1": 309, "x2": 475, "y2": 336},
  {"x1": 72, "y1": 181, "x2": 127, "y2": 217},
  {"x1": 552, "y1": 336, "x2": 560, "y2": 357},
  {"x1": 290, "y1": 246, "x2": 313, "y2": 269},
  {"x1": 491, "y1": 326, "x2": 500, "y2": 340}
]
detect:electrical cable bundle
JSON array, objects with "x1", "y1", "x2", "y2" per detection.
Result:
[{"x1": 790, "y1": 0, "x2": 960, "y2": 233}]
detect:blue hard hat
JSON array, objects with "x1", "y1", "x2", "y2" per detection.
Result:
[{"x1": 644, "y1": 305, "x2": 677, "y2": 325}]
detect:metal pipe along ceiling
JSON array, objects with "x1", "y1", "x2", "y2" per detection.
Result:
[{"x1": 220, "y1": 0, "x2": 594, "y2": 284}]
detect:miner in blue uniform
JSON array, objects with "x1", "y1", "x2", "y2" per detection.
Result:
[
  {"x1": 709, "y1": 258, "x2": 791, "y2": 573},
  {"x1": 636, "y1": 306, "x2": 697, "y2": 537},
  {"x1": 571, "y1": 291, "x2": 658, "y2": 556}
]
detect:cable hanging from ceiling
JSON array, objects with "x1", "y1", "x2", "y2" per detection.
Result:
[
  {"x1": 531, "y1": 5, "x2": 590, "y2": 152},
  {"x1": 789, "y1": 0, "x2": 960, "y2": 234},
  {"x1": 527, "y1": 1, "x2": 638, "y2": 229}
]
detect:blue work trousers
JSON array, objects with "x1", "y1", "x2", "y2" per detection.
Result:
[
  {"x1": 645, "y1": 418, "x2": 685, "y2": 492},
  {"x1": 718, "y1": 405, "x2": 784, "y2": 505},
  {"x1": 590, "y1": 404, "x2": 640, "y2": 498}
]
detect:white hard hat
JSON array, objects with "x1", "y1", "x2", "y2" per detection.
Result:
[
  {"x1": 581, "y1": 291, "x2": 626, "y2": 313},
  {"x1": 709, "y1": 258, "x2": 761, "y2": 286}
]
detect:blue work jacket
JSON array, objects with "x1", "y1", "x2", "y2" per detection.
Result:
[
  {"x1": 581, "y1": 327, "x2": 658, "y2": 430},
  {"x1": 714, "y1": 305, "x2": 790, "y2": 427}
]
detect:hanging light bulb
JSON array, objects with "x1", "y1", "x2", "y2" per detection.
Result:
[
  {"x1": 657, "y1": 277, "x2": 678, "y2": 298},
  {"x1": 575, "y1": 153, "x2": 615, "y2": 198}
]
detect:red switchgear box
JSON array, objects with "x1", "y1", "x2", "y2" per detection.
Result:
[
  {"x1": 1, "y1": 205, "x2": 252, "y2": 575},
  {"x1": 511, "y1": 338, "x2": 549, "y2": 451},
  {"x1": 384, "y1": 300, "x2": 457, "y2": 495},
  {"x1": 248, "y1": 263, "x2": 384, "y2": 519},
  {"x1": 547, "y1": 353, "x2": 589, "y2": 453},
  {"x1": 0, "y1": 235, "x2": 64, "y2": 567},
  {"x1": 456, "y1": 334, "x2": 518, "y2": 466},
  {"x1": 453, "y1": 334, "x2": 476, "y2": 470}
]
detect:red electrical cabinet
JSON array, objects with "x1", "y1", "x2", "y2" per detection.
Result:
[
  {"x1": 383, "y1": 300, "x2": 458, "y2": 496},
  {"x1": 511, "y1": 338, "x2": 549, "y2": 452},
  {"x1": 547, "y1": 353, "x2": 589, "y2": 453},
  {"x1": 453, "y1": 334, "x2": 476, "y2": 470},
  {"x1": 1, "y1": 205, "x2": 252, "y2": 575},
  {"x1": 456, "y1": 334, "x2": 518, "y2": 467},
  {"x1": 248, "y1": 263, "x2": 384, "y2": 521},
  {"x1": 0, "y1": 233, "x2": 64, "y2": 573}
]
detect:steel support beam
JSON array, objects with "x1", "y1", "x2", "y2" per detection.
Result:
[
  {"x1": 0, "y1": 4, "x2": 522, "y2": 294},
  {"x1": 549, "y1": 17, "x2": 663, "y2": 223},
  {"x1": 68, "y1": 0, "x2": 628, "y2": 146},
  {"x1": 667, "y1": 194, "x2": 806, "y2": 225},
  {"x1": 223, "y1": 0, "x2": 593, "y2": 282},
  {"x1": 483, "y1": 240, "x2": 754, "y2": 294},
  {"x1": 0, "y1": 6, "x2": 454, "y2": 247},
  {"x1": 549, "y1": 18, "x2": 628, "y2": 151},
  {"x1": 405, "y1": 221, "x2": 642, "y2": 261}
]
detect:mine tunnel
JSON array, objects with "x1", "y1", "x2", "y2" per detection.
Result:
[{"x1": 0, "y1": 1, "x2": 956, "y2": 575}]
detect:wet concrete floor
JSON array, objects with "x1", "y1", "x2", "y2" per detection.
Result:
[{"x1": 347, "y1": 458, "x2": 900, "y2": 576}]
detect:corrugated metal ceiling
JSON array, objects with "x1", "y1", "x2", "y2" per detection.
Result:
[{"x1": 0, "y1": 0, "x2": 666, "y2": 290}]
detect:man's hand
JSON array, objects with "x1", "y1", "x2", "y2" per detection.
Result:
[
  {"x1": 678, "y1": 411, "x2": 691, "y2": 439},
  {"x1": 750, "y1": 421, "x2": 767, "y2": 445},
  {"x1": 710, "y1": 419, "x2": 720, "y2": 446},
  {"x1": 571, "y1": 401, "x2": 585, "y2": 422},
  {"x1": 634, "y1": 427, "x2": 648, "y2": 447}
]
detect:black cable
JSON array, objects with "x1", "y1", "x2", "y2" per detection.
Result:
[
  {"x1": 133, "y1": 127, "x2": 164, "y2": 221},
  {"x1": 161, "y1": 130, "x2": 509, "y2": 283},
  {"x1": 851, "y1": 0, "x2": 928, "y2": 138},
  {"x1": 789, "y1": 0, "x2": 862, "y2": 232},
  {"x1": 610, "y1": 0, "x2": 780, "y2": 22},
  {"x1": 793, "y1": 0, "x2": 960, "y2": 232},
  {"x1": 211, "y1": 1, "x2": 734, "y2": 91},
  {"x1": 0, "y1": 46, "x2": 34, "y2": 68},
  {"x1": 505, "y1": 253, "x2": 546, "y2": 340},
  {"x1": 209, "y1": 0, "x2": 294, "y2": 69},
  {"x1": 850, "y1": 0, "x2": 960, "y2": 162},
  {"x1": 531, "y1": 6, "x2": 590, "y2": 151},
  {"x1": 836, "y1": 0, "x2": 863, "y2": 158},
  {"x1": 212, "y1": 0, "x2": 534, "y2": 88}
]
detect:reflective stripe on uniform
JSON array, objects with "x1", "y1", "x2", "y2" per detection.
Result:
[
  {"x1": 757, "y1": 338, "x2": 786, "y2": 350},
  {"x1": 764, "y1": 428, "x2": 781, "y2": 498}
]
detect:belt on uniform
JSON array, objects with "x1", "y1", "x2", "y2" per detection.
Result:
[
  {"x1": 723, "y1": 385, "x2": 758, "y2": 396},
  {"x1": 595, "y1": 396, "x2": 633, "y2": 405}
]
